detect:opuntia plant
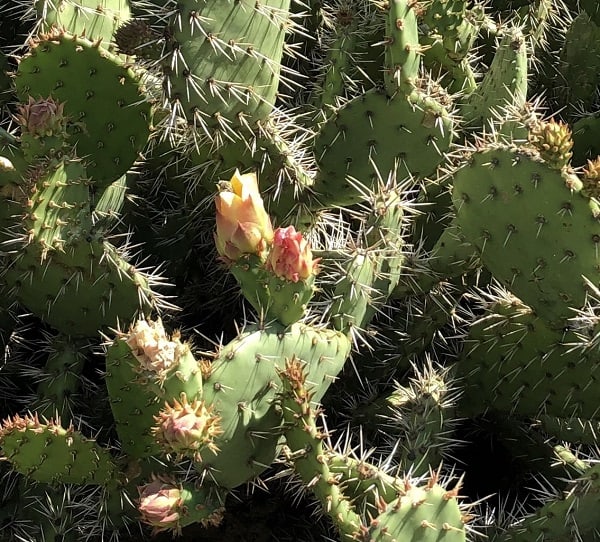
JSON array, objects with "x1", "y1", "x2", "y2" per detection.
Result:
[{"x1": 0, "y1": 0, "x2": 600, "y2": 541}]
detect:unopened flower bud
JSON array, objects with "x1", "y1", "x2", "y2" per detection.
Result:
[
  {"x1": 214, "y1": 169, "x2": 274, "y2": 261},
  {"x1": 17, "y1": 96, "x2": 67, "y2": 137},
  {"x1": 266, "y1": 226, "x2": 318, "y2": 282},
  {"x1": 138, "y1": 476, "x2": 183, "y2": 535},
  {"x1": 153, "y1": 394, "x2": 222, "y2": 461}
]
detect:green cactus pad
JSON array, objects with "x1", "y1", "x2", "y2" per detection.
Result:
[
  {"x1": 364, "y1": 476, "x2": 467, "y2": 541},
  {"x1": 418, "y1": 0, "x2": 478, "y2": 94},
  {"x1": 105, "y1": 319, "x2": 204, "y2": 459},
  {"x1": 457, "y1": 294, "x2": 600, "y2": 421},
  {"x1": 557, "y1": 11, "x2": 600, "y2": 115},
  {"x1": 572, "y1": 113, "x2": 600, "y2": 167},
  {"x1": 198, "y1": 321, "x2": 351, "y2": 488},
  {"x1": 0, "y1": 413, "x2": 117, "y2": 485},
  {"x1": 4, "y1": 159, "x2": 157, "y2": 336},
  {"x1": 314, "y1": 88, "x2": 453, "y2": 207},
  {"x1": 330, "y1": 251, "x2": 379, "y2": 334},
  {"x1": 498, "y1": 464, "x2": 600, "y2": 542},
  {"x1": 32, "y1": 335, "x2": 88, "y2": 425},
  {"x1": 164, "y1": 0, "x2": 290, "y2": 138},
  {"x1": 15, "y1": 31, "x2": 151, "y2": 185},
  {"x1": 452, "y1": 145, "x2": 600, "y2": 329},
  {"x1": 35, "y1": 0, "x2": 131, "y2": 52}
]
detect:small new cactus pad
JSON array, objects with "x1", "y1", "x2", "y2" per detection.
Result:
[
  {"x1": 32, "y1": 334, "x2": 87, "y2": 425},
  {"x1": 15, "y1": 31, "x2": 151, "y2": 185},
  {"x1": 460, "y1": 27, "x2": 528, "y2": 132},
  {"x1": 557, "y1": 11, "x2": 600, "y2": 114},
  {"x1": 452, "y1": 144, "x2": 600, "y2": 329},
  {"x1": 105, "y1": 319, "x2": 204, "y2": 459},
  {"x1": 0, "y1": 413, "x2": 117, "y2": 485}
]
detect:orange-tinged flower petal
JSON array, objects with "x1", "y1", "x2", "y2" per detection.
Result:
[
  {"x1": 214, "y1": 169, "x2": 273, "y2": 261},
  {"x1": 230, "y1": 169, "x2": 260, "y2": 198}
]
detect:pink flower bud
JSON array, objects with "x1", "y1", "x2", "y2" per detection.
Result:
[
  {"x1": 137, "y1": 476, "x2": 183, "y2": 534},
  {"x1": 17, "y1": 96, "x2": 67, "y2": 137},
  {"x1": 266, "y1": 226, "x2": 318, "y2": 282},
  {"x1": 153, "y1": 394, "x2": 222, "y2": 461},
  {"x1": 214, "y1": 169, "x2": 274, "y2": 261}
]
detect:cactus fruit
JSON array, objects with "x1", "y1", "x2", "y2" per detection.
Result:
[{"x1": 528, "y1": 118, "x2": 574, "y2": 170}]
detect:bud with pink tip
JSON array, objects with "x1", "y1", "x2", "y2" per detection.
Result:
[
  {"x1": 138, "y1": 476, "x2": 184, "y2": 535},
  {"x1": 214, "y1": 169, "x2": 274, "y2": 261},
  {"x1": 17, "y1": 96, "x2": 67, "y2": 137},
  {"x1": 138, "y1": 476, "x2": 226, "y2": 535},
  {"x1": 153, "y1": 394, "x2": 222, "y2": 461},
  {"x1": 266, "y1": 225, "x2": 318, "y2": 282}
]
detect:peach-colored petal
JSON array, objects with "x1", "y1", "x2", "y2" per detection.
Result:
[{"x1": 214, "y1": 170, "x2": 273, "y2": 261}]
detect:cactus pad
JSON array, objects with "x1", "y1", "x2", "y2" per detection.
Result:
[
  {"x1": 15, "y1": 31, "x2": 151, "y2": 185},
  {"x1": 0, "y1": 413, "x2": 117, "y2": 485}
]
